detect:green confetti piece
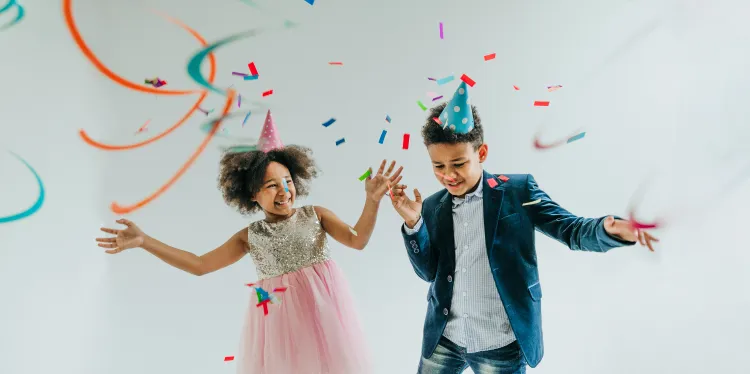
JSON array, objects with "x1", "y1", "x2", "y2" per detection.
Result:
[
  {"x1": 358, "y1": 169, "x2": 372, "y2": 181},
  {"x1": 417, "y1": 100, "x2": 427, "y2": 111}
]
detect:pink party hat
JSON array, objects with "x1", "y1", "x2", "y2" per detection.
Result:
[{"x1": 257, "y1": 110, "x2": 284, "y2": 152}]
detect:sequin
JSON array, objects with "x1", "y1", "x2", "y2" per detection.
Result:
[{"x1": 247, "y1": 205, "x2": 331, "y2": 279}]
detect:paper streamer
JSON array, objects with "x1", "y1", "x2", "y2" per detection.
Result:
[
  {"x1": 65, "y1": 3, "x2": 217, "y2": 150},
  {"x1": 0, "y1": 152, "x2": 45, "y2": 224},
  {"x1": 0, "y1": 0, "x2": 25, "y2": 31},
  {"x1": 533, "y1": 129, "x2": 585, "y2": 150},
  {"x1": 110, "y1": 91, "x2": 236, "y2": 214},
  {"x1": 198, "y1": 110, "x2": 259, "y2": 142}
]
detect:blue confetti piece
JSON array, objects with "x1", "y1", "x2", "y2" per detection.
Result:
[
  {"x1": 335, "y1": 138, "x2": 345, "y2": 146},
  {"x1": 281, "y1": 179, "x2": 289, "y2": 192},
  {"x1": 436, "y1": 75, "x2": 455, "y2": 85},
  {"x1": 0, "y1": 152, "x2": 45, "y2": 224},
  {"x1": 322, "y1": 118, "x2": 336, "y2": 127},
  {"x1": 567, "y1": 132, "x2": 586, "y2": 143},
  {"x1": 242, "y1": 111, "x2": 252, "y2": 127},
  {"x1": 378, "y1": 130, "x2": 387, "y2": 144},
  {"x1": 304, "y1": 0, "x2": 315, "y2": 4},
  {"x1": 243, "y1": 74, "x2": 259, "y2": 81},
  {"x1": 385, "y1": 115, "x2": 391, "y2": 123}
]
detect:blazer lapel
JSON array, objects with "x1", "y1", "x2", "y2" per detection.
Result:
[
  {"x1": 435, "y1": 191, "x2": 456, "y2": 267},
  {"x1": 482, "y1": 171, "x2": 505, "y2": 260}
]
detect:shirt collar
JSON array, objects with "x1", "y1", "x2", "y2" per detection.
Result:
[{"x1": 452, "y1": 179, "x2": 483, "y2": 207}]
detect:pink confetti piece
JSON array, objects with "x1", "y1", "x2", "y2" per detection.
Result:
[
  {"x1": 433, "y1": 117, "x2": 441, "y2": 125},
  {"x1": 484, "y1": 53, "x2": 496, "y2": 61},
  {"x1": 547, "y1": 85, "x2": 563, "y2": 92},
  {"x1": 248, "y1": 62, "x2": 259, "y2": 76},
  {"x1": 534, "y1": 101, "x2": 550, "y2": 107},
  {"x1": 487, "y1": 178, "x2": 498, "y2": 188},
  {"x1": 328, "y1": 61, "x2": 343, "y2": 65},
  {"x1": 439, "y1": 22, "x2": 444, "y2": 39},
  {"x1": 135, "y1": 119, "x2": 150, "y2": 134},
  {"x1": 460, "y1": 74, "x2": 476, "y2": 87},
  {"x1": 513, "y1": 85, "x2": 520, "y2": 91},
  {"x1": 262, "y1": 90, "x2": 273, "y2": 97},
  {"x1": 498, "y1": 175, "x2": 509, "y2": 182}
]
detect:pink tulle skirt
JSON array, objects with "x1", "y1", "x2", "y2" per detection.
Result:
[{"x1": 236, "y1": 260, "x2": 372, "y2": 374}]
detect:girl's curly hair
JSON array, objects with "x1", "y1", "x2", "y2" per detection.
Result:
[{"x1": 218, "y1": 145, "x2": 319, "y2": 215}]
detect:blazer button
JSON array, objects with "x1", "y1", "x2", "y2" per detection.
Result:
[
  {"x1": 410, "y1": 240, "x2": 416, "y2": 244},
  {"x1": 447, "y1": 275, "x2": 452, "y2": 282},
  {"x1": 413, "y1": 249, "x2": 419, "y2": 254},
  {"x1": 443, "y1": 308, "x2": 449, "y2": 316}
]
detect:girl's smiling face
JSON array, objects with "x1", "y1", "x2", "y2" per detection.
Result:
[{"x1": 252, "y1": 161, "x2": 296, "y2": 220}]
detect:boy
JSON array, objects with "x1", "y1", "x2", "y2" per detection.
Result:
[{"x1": 389, "y1": 82, "x2": 658, "y2": 373}]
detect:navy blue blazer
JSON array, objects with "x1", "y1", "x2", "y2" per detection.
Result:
[{"x1": 401, "y1": 171, "x2": 634, "y2": 367}]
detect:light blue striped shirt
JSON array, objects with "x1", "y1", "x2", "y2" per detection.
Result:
[{"x1": 404, "y1": 181, "x2": 516, "y2": 353}]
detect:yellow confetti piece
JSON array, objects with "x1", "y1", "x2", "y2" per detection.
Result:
[
  {"x1": 522, "y1": 198, "x2": 542, "y2": 206},
  {"x1": 349, "y1": 227, "x2": 358, "y2": 236}
]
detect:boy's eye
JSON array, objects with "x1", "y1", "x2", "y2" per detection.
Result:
[
  {"x1": 454, "y1": 163, "x2": 466, "y2": 168},
  {"x1": 434, "y1": 165, "x2": 445, "y2": 169}
]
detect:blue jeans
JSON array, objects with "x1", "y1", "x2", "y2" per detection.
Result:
[{"x1": 418, "y1": 337, "x2": 526, "y2": 374}]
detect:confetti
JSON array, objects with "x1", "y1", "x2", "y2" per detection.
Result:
[
  {"x1": 281, "y1": 179, "x2": 289, "y2": 192},
  {"x1": 349, "y1": 227, "x2": 358, "y2": 236},
  {"x1": 238, "y1": 94, "x2": 242, "y2": 107},
  {"x1": 322, "y1": 118, "x2": 336, "y2": 127},
  {"x1": 232, "y1": 71, "x2": 248, "y2": 76},
  {"x1": 262, "y1": 89, "x2": 273, "y2": 97},
  {"x1": 498, "y1": 175, "x2": 509, "y2": 182},
  {"x1": 248, "y1": 62, "x2": 259, "y2": 76},
  {"x1": 427, "y1": 77, "x2": 436, "y2": 81},
  {"x1": 433, "y1": 117, "x2": 441, "y2": 125},
  {"x1": 439, "y1": 22, "x2": 444, "y2": 39},
  {"x1": 385, "y1": 115, "x2": 391, "y2": 123},
  {"x1": 358, "y1": 168, "x2": 372, "y2": 181},
  {"x1": 242, "y1": 111, "x2": 252, "y2": 127},
  {"x1": 328, "y1": 62, "x2": 343, "y2": 65},
  {"x1": 243, "y1": 74, "x2": 259, "y2": 81},
  {"x1": 417, "y1": 101, "x2": 427, "y2": 111},
  {"x1": 0, "y1": 152, "x2": 45, "y2": 224},
  {"x1": 402, "y1": 133, "x2": 410, "y2": 149},
  {"x1": 487, "y1": 178, "x2": 498, "y2": 188},
  {"x1": 436, "y1": 75, "x2": 454, "y2": 85},
  {"x1": 513, "y1": 85, "x2": 520, "y2": 91},
  {"x1": 335, "y1": 138, "x2": 345, "y2": 146},
  {"x1": 547, "y1": 85, "x2": 563, "y2": 92},
  {"x1": 0, "y1": 0, "x2": 25, "y2": 32},
  {"x1": 534, "y1": 101, "x2": 550, "y2": 107},
  {"x1": 522, "y1": 198, "x2": 542, "y2": 206},
  {"x1": 484, "y1": 53, "x2": 496, "y2": 61},
  {"x1": 567, "y1": 131, "x2": 586, "y2": 143},
  {"x1": 460, "y1": 74, "x2": 476, "y2": 87},
  {"x1": 224, "y1": 356, "x2": 235, "y2": 362},
  {"x1": 304, "y1": 0, "x2": 314, "y2": 4},
  {"x1": 378, "y1": 130, "x2": 387, "y2": 144},
  {"x1": 135, "y1": 120, "x2": 150, "y2": 134},
  {"x1": 431, "y1": 95, "x2": 443, "y2": 102}
]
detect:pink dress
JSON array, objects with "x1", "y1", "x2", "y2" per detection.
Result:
[{"x1": 237, "y1": 205, "x2": 371, "y2": 374}]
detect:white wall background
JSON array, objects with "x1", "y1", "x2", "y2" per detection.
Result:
[{"x1": 1, "y1": 0, "x2": 750, "y2": 373}]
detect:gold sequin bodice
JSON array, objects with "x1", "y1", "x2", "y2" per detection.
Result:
[{"x1": 246, "y1": 205, "x2": 331, "y2": 279}]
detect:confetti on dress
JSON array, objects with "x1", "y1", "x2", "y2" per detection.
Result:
[
  {"x1": 484, "y1": 53, "x2": 496, "y2": 61},
  {"x1": 358, "y1": 169, "x2": 372, "y2": 181},
  {"x1": 248, "y1": 62, "x2": 259, "y2": 76},
  {"x1": 436, "y1": 75, "x2": 454, "y2": 85},
  {"x1": 460, "y1": 74, "x2": 476, "y2": 87},
  {"x1": 322, "y1": 118, "x2": 336, "y2": 127},
  {"x1": 417, "y1": 100, "x2": 427, "y2": 111},
  {"x1": 567, "y1": 131, "x2": 586, "y2": 143},
  {"x1": 378, "y1": 130, "x2": 387, "y2": 144},
  {"x1": 262, "y1": 89, "x2": 273, "y2": 97},
  {"x1": 534, "y1": 101, "x2": 550, "y2": 107},
  {"x1": 349, "y1": 227, "x2": 358, "y2": 236},
  {"x1": 522, "y1": 198, "x2": 542, "y2": 206},
  {"x1": 335, "y1": 138, "x2": 345, "y2": 146},
  {"x1": 402, "y1": 133, "x2": 410, "y2": 149},
  {"x1": 439, "y1": 22, "x2": 444, "y2": 39}
]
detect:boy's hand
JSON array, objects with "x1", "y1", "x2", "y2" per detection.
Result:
[
  {"x1": 389, "y1": 183, "x2": 422, "y2": 227},
  {"x1": 603, "y1": 216, "x2": 659, "y2": 252}
]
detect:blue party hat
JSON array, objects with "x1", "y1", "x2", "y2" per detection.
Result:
[{"x1": 438, "y1": 81, "x2": 474, "y2": 134}]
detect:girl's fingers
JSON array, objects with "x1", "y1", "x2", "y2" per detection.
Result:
[
  {"x1": 100, "y1": 227, "x2": 118, "y2": 234},
  {"x1": 104, "y1": 248, "x2": 120, "y2": 254},
  {"x1": 384, "y1": 160, "x2": 396, "y2": 176},
  {"x1": 95, "y1": 237, "x2": 116, "y2": 243},
  {"x1": 390, "y1": 166, "x2": 404, "y2": 181},
  {"x1": 376, "y1": 159, "x2": 387, "y2": 175},
  {"x1": 98, "y1": 243, "x2": 117, "y2": 248}
]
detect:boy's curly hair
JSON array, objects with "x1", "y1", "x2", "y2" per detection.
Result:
[
  {"x1": 422, "y1": 102, "x2": 484, "y2": 150},
  {"x1": 218, "y1": 145, "x2": 319, "y2": 215}
]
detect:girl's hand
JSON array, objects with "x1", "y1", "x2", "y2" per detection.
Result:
[
  {"x1": 95, "y1": 218, "x2": 147, "y2": 254},
  {"x1": 364, "y1": 160, "x2": 403, "y2": 203},
  {"x1": 390, "y1": 183, "x2": 422, "y2": 227}
]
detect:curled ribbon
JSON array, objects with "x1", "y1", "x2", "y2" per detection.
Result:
[
  {"x1": 0, "y1": 152, "x2": 45, "y2": 224},
  {"x1": 0, "y1": 0, "x2": 24, "y2": 32}
]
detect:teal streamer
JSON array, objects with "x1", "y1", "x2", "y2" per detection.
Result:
[
  {"x1": 0, "y1": 0, "x2": 25, "y2": 31},
  {"x1": 198, "y1": 111, "x2": 259, "y2": 145},
  {"x1": 0, "y1": 152, "x2": 45, "y2": 224}
]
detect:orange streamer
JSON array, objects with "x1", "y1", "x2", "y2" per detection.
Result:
[
  {"x1": 111, "y1": 91, "x2": 236, "y2": 214},
  {"x1": 64, "y1": 0, "x2": 217, "y2": 150}
]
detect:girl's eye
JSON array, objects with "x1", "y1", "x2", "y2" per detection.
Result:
[{"x1": 267, "y1": 184, "x2": 277, "y2": 189}]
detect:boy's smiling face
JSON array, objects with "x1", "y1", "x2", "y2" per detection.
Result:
[{"x1": 427, "y1": 142, "x2": 488, "y2": 198}]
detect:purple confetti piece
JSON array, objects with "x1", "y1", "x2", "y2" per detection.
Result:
[
  {"x1": 238, "y1": 95, "x2": 242, "y2": 108},
  {"x1": 431, "y1": 95, "x2": 443, "y2": 101},
  {"x1": 232, "y1": 72, "x2": 248, "y2": 76},
  {"x1": 439, "y1": 22, "x2": 444, "y2": 39},
  {"x1": 427, "y1": 77, "x2": 436, "y2": 81}
]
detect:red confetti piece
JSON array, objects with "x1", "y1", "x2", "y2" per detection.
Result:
[
  {"x1": 245, "y1": 283, "x2": 255, "y2": 287},
  {"x1": 484, "y1": 53, "x2": 496, "y2": 61},
  {"x1": 433, "y1": 117, "x2": 442, "y2": 125},
  {"x1": 460, "y1": 74, "x2": 476, "y2": 87},
  {"x1": 224, "y1": 356, "x2": 235, "y2": 362},
  {"x1": 328, "y1": 62, "x2": 343, "y2": 65},
  {"x1": 534, "y1": 101, "x2": 549, "y2": 107},
  {"x1": 402, "y1": 133, "x2": 410, "y2": 149},
  {"x1": 248, "y1": 62, "x2": 259, "y2": 76},
  {"x1": 262, "y1": 90, "x2": 273, "y2": 97},
  {"x1": 257, "y1": 300, "x2": 270, "y2": 315},
  {"x1": 273, "y1": 287, "x2": 287, "y2": 292},
  {"x1": 487, "y1": 178, "x2": 498, "y2": 188},
  {"x1": 498, "y1": 175, "x2": 509, "y2": 182},
  {"x1": 513, "y1": 85, "x2": 520, "y2": 91}
]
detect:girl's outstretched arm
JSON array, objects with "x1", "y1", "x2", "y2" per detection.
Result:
[
  {"x1": 315, "y1": 201, "x2": 379, "y2": 250},
  {"x1": 141, "y1": 228, "x2": 248, "y2": 276}
]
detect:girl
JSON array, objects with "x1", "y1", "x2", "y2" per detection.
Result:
[{"x1": 96, "y1": 144, "x2": 403, "y2": 373}]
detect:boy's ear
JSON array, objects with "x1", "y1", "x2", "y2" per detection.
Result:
[{"x1": 477, "y1": 143, "x2": 489, "y2": 162}]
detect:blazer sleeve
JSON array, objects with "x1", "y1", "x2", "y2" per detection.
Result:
[
  {"x1": 401, "y1": 216, "x2": 439, "y2": 282},
  {"x1": 525, "y1": 174, "x2": 635, "y2": 252}
]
